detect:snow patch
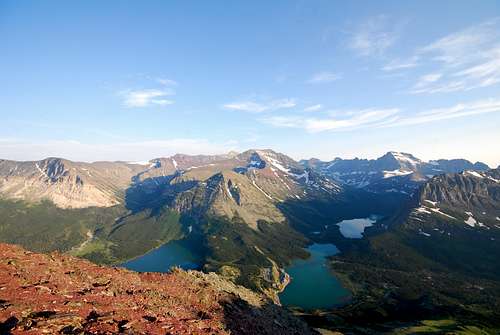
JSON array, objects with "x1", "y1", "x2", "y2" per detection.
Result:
[
  {"x1": 390, "y1": 152, "x2": 421, "y2": 166},
  {"x1": 415, "y1": 207, "x2": 431, "y2": 214},
  {"x1": 429, "y1": 207, "x2": 457, "y2": 220},
  {"x1": 290, "y1": 170, "x2": 309, "y2": 184},
  {"x1": 464, "y1": 211, "x2": 477, "y2": 227},
  {"x1": 486, "y1": 176, "x2": 500, "y2": 183},
  {"x1": 464, "y1": 170, "x2": 484, "y2": 178},
  {"x1": 418, "y1": 230, "x2": 431, "y2": 237},
  {"x1": 270, "y1": 167, "x2": 291, "y2": 190},
  {"x1": 385, "y1": 188, "x2": 408, "y2": 194},
  {"x1": 251, "y1": 180, "x2": 273, "y2": 200},
  {"x1": 258, "y1": 151, "x2": 291, "y2": 173},
  {"x1": 35, "y1": 163, "x2": 50, "y2": 179},
  {"x1": 382, "y1": 169, "x2": 413, "y2": 179},
  {"x1": 225, "y1": 182, "x2": 233, "y2": 200}
]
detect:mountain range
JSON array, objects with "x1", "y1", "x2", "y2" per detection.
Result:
[
  {"x1": 302, "y1": 151, "x2": 490, "y2": 194},
  {"x1": 0, "y1": 149, "x2": 499, "y2": 333}
]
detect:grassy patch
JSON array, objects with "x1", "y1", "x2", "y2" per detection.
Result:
[
  {"x1": 0, "y1": 198, "x2": 183, "y2": 265},
  {"x1": 393, "y1": 319, "x2": 498, "y2": 335},
  {"x1": 0, "y1": 198, "x2": 122, "y2": 253}
]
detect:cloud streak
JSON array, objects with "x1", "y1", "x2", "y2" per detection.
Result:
[
  {"x1": 122, "y1": 89, "x2": 175, "y2": 108},
  {"x1": 386, "y1": 98, "x2": 500, "y2": 127},
  {"x1": 261, "y1": 98, "x2": 500, "y2": 132},
  {"x1": 384, "y1": 19, "x2": 500, "y2": 94},
  {"x1": 223, "y1": 98, "x2": 296, "y2": 113},
  {"x1": 382, "y1": 56, "x2": 420, "y2": 71},
  {"x1": 307, "y1": 72, "x2": 341, "y2": 84},
  {"x1": 119, "y1": 76, "x2": 177, "y2": 108},
  {"x1": 304, "y1": 104, "x2": 322, "y2": 112},
  {"x1": 348, "y1": 15, "x2": 400, "y2": 57},
  {"x1": 261, "y1": 108, "x2": 400, "y2": 133}
]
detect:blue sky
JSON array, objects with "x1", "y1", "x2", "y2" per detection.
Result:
[{"x1": 1, "y1": 0, "x2": 500, "y2": 166}]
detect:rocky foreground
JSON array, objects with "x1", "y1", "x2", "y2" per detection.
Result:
[{"x1": 0, "y1": 243, "x2": 315, "y2": 335}]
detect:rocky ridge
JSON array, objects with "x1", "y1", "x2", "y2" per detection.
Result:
[
  {"x1": 0, "y1": 158, "x2": 146, "y2": 208},
  {"x1": 302, "y1": 151, "x2": 490, "y2": 194},
  {"x1": 0, "y1": 243, "x2": 315, "y2": 335}
]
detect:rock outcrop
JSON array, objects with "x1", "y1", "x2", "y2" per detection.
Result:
[{"x1": 0, "y1": 243, "x2": 315, "y2": 335}]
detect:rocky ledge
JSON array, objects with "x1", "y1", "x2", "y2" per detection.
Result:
[{"x1": 0, "y1": 243, "x2": 315, "y2": 334}]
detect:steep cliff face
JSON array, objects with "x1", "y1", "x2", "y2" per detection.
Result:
[
  {"x1": 172, "y1": 171, "x2": 286, "y2": 228},
  {"x1": 420, "y1": 169, "x2": 500, "y2": 213},
  {"x1": 0, "y1": 243, "x2": 315, "y2": 335}
]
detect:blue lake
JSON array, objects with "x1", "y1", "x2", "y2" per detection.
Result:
[
  {"x1": 279, "y1": 243, "x2": 350, "y2": 310},
  {"x1": 122, "y1": 240, "x2": 201, "y2": 273}
]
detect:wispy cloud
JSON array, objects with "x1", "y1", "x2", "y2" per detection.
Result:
[
  {"x1": 348, "y1": 15, "x2": 400, "y2": 57},
  {"x1": 156, "y1": 78, "x2": 178, "y2": 86},
  {"x1": 223, "y1": 98, "x2": 296, "y2": 113},
  {"x1": 382, "y1": 56, "x2": 419, "y2": 71},
  {"x1": 304, "y1": 104, "x2": 322, "y2": 112},
  {"x1": 307, "y1": 72, "x2": 341, "y2": 84},
  {"x1": 412, "y1": 73, "x2": 443, "y2": 91},
  {"x1": 404, "y1": 19, "x2": 500, "y2": 94},
  {"x1": 121, "y1": 88, "x2": 175, "y2": 108},
  {"x1": 119, "y1": 76, "x2": 177, "y2": 108},
  {"x1": 418, "y1": 20, "x2": 498, "y2": 66},
  {"x1": 453, "y1": 47, "x2": 500, "y2": 87},
  {"x1": 261, "y1": 108, "x2": 400, "y2": 133},
  {"x1": 386, "y1": 98, "x2": 500, "y2": 127},
  {"x1": 261, "y1": 98, "x2": 500, "y2": 132}
]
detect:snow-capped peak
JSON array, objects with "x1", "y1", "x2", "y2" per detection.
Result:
[
  {"x1": 389, "y1": 152, "x2": 422, "y2": 167},
  {"x1": 255, "y1": 150, "x2": 291, "y2": 173}
]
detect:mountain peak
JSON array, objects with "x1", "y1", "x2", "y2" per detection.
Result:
[{"x1": 387, "y1": 151, "x2": 422, "y2": 163}]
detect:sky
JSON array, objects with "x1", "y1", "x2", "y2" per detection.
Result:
[{"x1": 1, "y1": 0, "x2": 500, "y2": 166}]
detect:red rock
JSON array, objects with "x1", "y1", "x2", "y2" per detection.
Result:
[{"x1": 0, "y1": 243, "x2": 315, "y2": 334}]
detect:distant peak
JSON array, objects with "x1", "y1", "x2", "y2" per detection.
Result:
[
  {"x1": 387, "y1": 151, "x2": 422, "y2": 165},
  {"x1": 40, "y1": 157, "x2": 65, "y2": 163},
  {"x1": 243, "y1": 148, "x2": 276, "y2": 155}
]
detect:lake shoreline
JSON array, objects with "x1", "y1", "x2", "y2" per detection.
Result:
[
  {"x1": 279, "y1": 243, "x2": 351, "y2": 310},
  {"x1": 121, "y1": 238, "x2": 202, "y2": 273}
]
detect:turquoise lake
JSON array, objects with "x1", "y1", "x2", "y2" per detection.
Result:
[
  {"x1": 279, "y1": 243, "x2": 350, "y2": 310},
  {"x1": 122, "y1": 240, "x2": 201, "y2": 272}
]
